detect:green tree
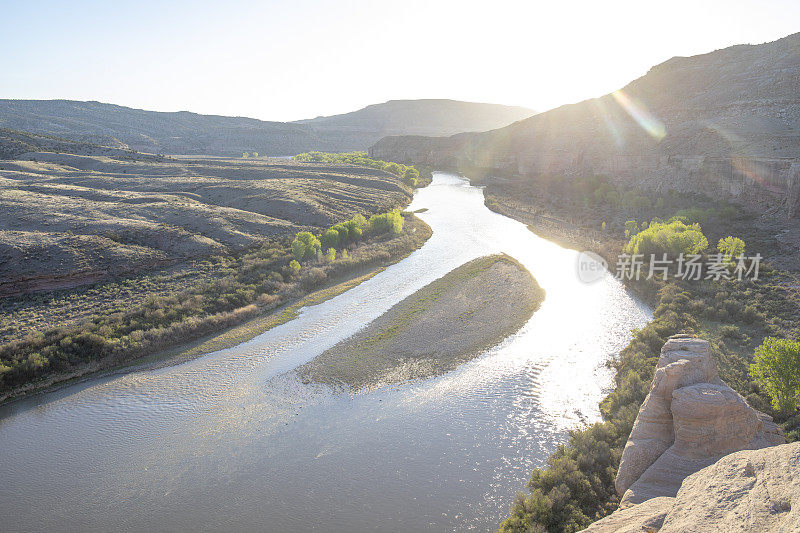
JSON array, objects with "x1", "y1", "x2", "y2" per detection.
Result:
[
  {"x1": 368, "y1": 210, "x2": 404, "y2": 235},
  {"x1": 291, "y1": 231, "x2": 321, "y2": 261},
  {"x1": 750, "y1": 337, "x2": 800, "y2": 412},
  {"x1": 321, "y1": 229, "x2": 341, "y2": 250},
  {"x1": 325, "y1": 248, "x2": 336, "y2": 262},
  {"x1": 672, "y1": 207, "x2": 708, "y2": 224},
  {"x1": 251, "y1": 151, "x2": 259, "y2": 158},
  {"x1": 403, "y1": 167, "x2": 419, "y2": 187},
  {"x1": 242, "y1": 152, "x2": 250, "y2": 158},
  {"x1": 624, "y1": 219, "x2": 708, "y2": 257},
  {"x1": 604, "y1": 190, "x2": 620, "y2": 208},
  {"x1": 717, "y1": 236, "x2": 745, "y2": 263}
]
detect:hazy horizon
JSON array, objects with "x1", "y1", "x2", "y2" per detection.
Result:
[{"x1": 2, "y1": 0, "x2": 799, "y2": 122}]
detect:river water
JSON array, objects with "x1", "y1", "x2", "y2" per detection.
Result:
[{"x1": 0, "y1": 173, "x2": 651, "y2": 532}]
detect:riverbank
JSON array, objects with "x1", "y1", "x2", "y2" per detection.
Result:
[
  {"x1": 300, "y1": 254, "x2": 544, "y2": 390},
  {"x1": 475, "y1": 176, "x2": 800, "y2": 532},
  {"x1": 0, "y1": 214, "x2": 432, "y2": 404},
  {"x1": 0, "y1": 171, "x2": 653, "y2": 532}
]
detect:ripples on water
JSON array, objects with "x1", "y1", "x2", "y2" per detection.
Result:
[{"x1": 0, "y1": 173, "x2": 651, "y2": 532}]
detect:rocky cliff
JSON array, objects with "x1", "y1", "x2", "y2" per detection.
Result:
[
  {"x1": 370, "y1": 33, "x2": 800, "y2": 217},
  {"x1": 584, "y1": 335, "x2": 794, "y2": 532}
]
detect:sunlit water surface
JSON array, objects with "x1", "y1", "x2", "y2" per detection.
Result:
[{"x1": 0, "y1": 173, "x2": 651, "y2": 532}]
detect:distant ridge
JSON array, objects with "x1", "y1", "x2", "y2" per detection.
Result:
[
  {"x1": 0, "y1": 99, "x2": 533, "y2": 156},
  {"x1": 294, "y1": 99, "x2": 534, "y2": 149}
]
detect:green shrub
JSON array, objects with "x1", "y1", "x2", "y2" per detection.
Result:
[
  {"x1": 288, "y1": 260, "x2": 301, "y2": 277},
  {"x1": 293, "y1": 151, "x2": 420, "y2": 185},
  {"x1": 498, "y1": 291, "x2": 690, "y2": 532},
  {"x1": 403, "y1": 167, "x2": 419, "y2": 187},
  {"x1": 624, "y1": 220, "x2": 639, "y2": 238},
  {"x1": 717, "y1": 236, "x2": 745, "y2": 263}
]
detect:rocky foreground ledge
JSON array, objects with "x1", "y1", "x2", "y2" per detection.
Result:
[{"x1": 586, "y1": 335, "x2": 797, "y2": 532}]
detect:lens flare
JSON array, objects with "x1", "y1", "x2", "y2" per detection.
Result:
[
  {"x1": 612, "y1": 90, "x2": 666, "y2": 140},
  {"x1": 593, "y1": 98, "x2": 624, "y2": 148}
]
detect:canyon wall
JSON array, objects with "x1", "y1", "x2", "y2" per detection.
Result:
[{"x1": 371, "y1": 33, "x2": 800, "y2": 217}]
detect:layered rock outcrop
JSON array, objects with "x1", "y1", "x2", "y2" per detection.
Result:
[
  {"x1": 616, "y1": 335, "x2": 784, "y2": 506},
  {"x1": 586, "y1": 442, "x2": 800, "y2": 532},
  {"x1": 584, "y1": 334, "x2": 792, "y2": 532}
]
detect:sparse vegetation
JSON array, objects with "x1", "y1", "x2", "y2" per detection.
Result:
[
  {"x1": 0, "y1": 212, "x2": 431, "y2": 400},
  {"x1": 300, "y1": 254, "x2": 544, "y2": 390},
  {"x1": 0, "y1": 153, "x2": 409, "y2": 295}
]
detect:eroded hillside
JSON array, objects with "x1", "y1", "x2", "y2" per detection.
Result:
[{"x1": 0, "y1": 152, "x2": 409, "y2": 295}]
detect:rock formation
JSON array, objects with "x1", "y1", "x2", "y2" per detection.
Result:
[
  {"x1": 616, "y1": 335, "x2": 784, "y2": 506},
  {"x1": 585, "y1": 442, "x2": 800, "y2": 532},
  {"x1": 583, "y1": 334, "x2": 792, "y2": 532}
]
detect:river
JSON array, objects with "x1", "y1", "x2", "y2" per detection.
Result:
[{"x1": 0, "y1": 172, "x2": 651, "y2": 532}]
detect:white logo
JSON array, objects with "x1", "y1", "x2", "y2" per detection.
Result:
[{"x1": 576, "y1": 251, "x2": 608, "y2": 284}]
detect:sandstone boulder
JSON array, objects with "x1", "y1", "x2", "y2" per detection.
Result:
[
  {"x1": 616, "y1": 335, "x2": 785, "y2": 507},
  {"x1": 615, "y1": 335, "x2": 719, "y2": 496},
  {"x1": 659, "y1": 442, "x2": 800, "y2": 532},
  {"x1": 585, "y1": 442, "x2": 800, "y2": 532},
  {"x1": 583, "y1": 497, "x2": 674, "y2": 533}
]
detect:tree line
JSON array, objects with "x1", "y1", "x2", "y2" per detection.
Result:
[
  {"x1": 294, "y1": 151, "x2": 419, "y2": 187},
  {"x1": 291, "y1": 210, "x2": 405, "y2": 265}
]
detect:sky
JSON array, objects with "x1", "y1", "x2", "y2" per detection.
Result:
[{"x1": 2, "y1": 0, "x2": 798, "y2": 122}]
